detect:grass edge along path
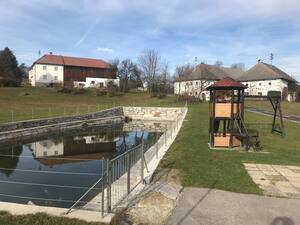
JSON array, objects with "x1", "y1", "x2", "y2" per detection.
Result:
[
  {"x1": 0, "y1": 211, "x2": 125, "y2": 225},
  {"x1": 157, "y1": 103, "x2": 300, "y2": 195}
]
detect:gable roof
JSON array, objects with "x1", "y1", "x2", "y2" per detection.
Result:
[
  {"x1": 206, "y1": 77, "x2": 246, "y2": 90},
  {"x1": 177, "y1": 63, "x2": 246, "y2": 81},
  {"x1": 237, "y1": 62, "x2": 297, "y2": 83},
  {"x1": 33, "y1": 54, "x2": 111, "y2": 69},
  {"x1": 219, "y1": 67, "x2": 245, "y2": 80}
]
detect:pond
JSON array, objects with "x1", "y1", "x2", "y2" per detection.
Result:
[{"x1": 0, "y1": 125, "x2": 161, "y2": 208}]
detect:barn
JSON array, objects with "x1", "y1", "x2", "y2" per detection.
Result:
[{"x1": 29, "y1": 53, "x2": 117, "y2": 87}]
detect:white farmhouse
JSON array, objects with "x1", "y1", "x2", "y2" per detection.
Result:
[
  {"x1": 238, "y1": 61, "x2": 298, "y2": 101},
  {"x1": 174, "y1": 63, "x2": 245, "y2": 101},
  {"x1": 29, "y1": 53, "x2": 117, "y2": 87},
  {"x1": 174, "y1": 61, "x2": 298, "y2": 101}
]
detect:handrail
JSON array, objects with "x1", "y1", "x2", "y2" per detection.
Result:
[
  {"x1": 65, "y1": 175, "x2": 104, "y2": 214},
  {"x1": 110, "y1": 143, "x2": 142, "y2": 162}
]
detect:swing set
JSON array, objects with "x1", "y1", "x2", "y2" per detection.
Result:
[{"x1": 207, "y1": 77, "x2": 285, "y2": 151}]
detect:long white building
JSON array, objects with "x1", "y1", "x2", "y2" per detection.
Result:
[{"x1": 174, "y1": 61, "x2": 298, "y2": 101}]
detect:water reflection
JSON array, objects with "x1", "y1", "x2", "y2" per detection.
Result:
[{"x1": 0, "y1": 126, "x2": 160, "y2": 208}]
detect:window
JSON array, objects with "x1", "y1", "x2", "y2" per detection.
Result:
[
  {"x1": 195, "y1": 92, "x2": 197, "y2": 95},
  {"x1": 43, "y1": 75, "x2": 47, "y2": 80},
  {"x1": 196, "y1": 82, "x2": 198, "y2": 85},
  {"x1": 43, "y1": 65, "x2": 47, "y2": 70},
  {"x1": 259, "y1": 83, "x2": 261, "y2": 86},
  {"x1": 99, "y1": 82, "x2": 104, "y2": 88},
  {"x1": 269, "y1": 82, "x2": 272, "y2": 86},
  {"x1": 54, "y1": 66, "x2": 58, "y2": 71},
  {"x1": 190, "y1": 82, "x2": 192, "y2": 85},
  {"x1": 91, "y1": 81, "x2": 95, "y2": 84},
  {"x1": 246, "y1": 84, "x2": 249, "y2": 87},
  {"x1": 258, "y1": 92, "x2": 262, "y2": 96},
  {"x1": 54, "y1": 151, "x2": 58, "y2": 155},
  {"x1": 54, "y1": 76, "x2": 58, "y2": 80},
  {"x1": 43, "y1": 152, "x2": 47, "y2": 156}
]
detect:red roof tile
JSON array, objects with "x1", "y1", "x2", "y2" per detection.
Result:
[
  {"x1": 34, "y1": 54, "x2": 111, "y2": 69},
  {"x1": 206, "y1": 77, "x2": 246, "y2": 89}
]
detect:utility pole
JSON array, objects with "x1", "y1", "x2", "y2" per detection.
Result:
[{"x1": 270, "y1": 53, "x2": 274, "y2": 65}]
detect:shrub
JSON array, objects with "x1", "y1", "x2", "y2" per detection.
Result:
[
  {"x1": 107, "y1": 81, "x2": 119, "y2": 97},
  {"x1": 56, "y1": 87, "x2": 73, "y2": 93},
  {"x1": 72, "y1": 88, "x2": 87, "y2": 95},
  {"x1": 96, "y1": 88, "x2": 107, "y2": 96}
]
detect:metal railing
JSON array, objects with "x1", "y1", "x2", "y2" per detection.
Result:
[
  {"x1": 0, "y1": 108, "x2": 186, "y2": 218},
  {"x1": 65, "y1": 176, "x2": 105, "y2": 214}
]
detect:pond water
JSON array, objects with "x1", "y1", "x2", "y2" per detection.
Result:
[{"x1": 0, "y1": 125, "x2": 160, "y2": 208}]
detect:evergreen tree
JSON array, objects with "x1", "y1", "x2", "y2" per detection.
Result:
[{"x1": 0, "y1": 47, "x2": 22, "y2": 86}]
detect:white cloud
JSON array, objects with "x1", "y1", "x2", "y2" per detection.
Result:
[{"x1": 96, "y1": 47, "x2": 114, "y2": 53}]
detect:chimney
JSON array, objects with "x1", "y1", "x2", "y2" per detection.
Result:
[
  {"x1": 258, "y1": 59, "x2": 262, "y2": 63},
  {"x1": 49, "y1": 52, "x2": 53, "y2": 55}
]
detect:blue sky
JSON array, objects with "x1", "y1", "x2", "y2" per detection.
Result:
[{"x1": 1, "y1": 0, "x2": 300, "y2": 80}]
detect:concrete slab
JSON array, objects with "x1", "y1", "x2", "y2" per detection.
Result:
[
  {"x1": 244, "y1": 163, "x2": 300, "y2": 199},
  {"x1": 0, "y1": 201, "x2": 114, "y2": 223},
  {"x1": 167, "y1": 187, "x2": 300, "y2": 225}
]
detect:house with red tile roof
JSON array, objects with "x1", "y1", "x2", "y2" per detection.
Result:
[{"x1": 29, "y1": 53, "x2": 118, "y2": 87}]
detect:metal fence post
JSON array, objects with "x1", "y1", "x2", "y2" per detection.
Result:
[
  {"x1": 141, "y1": 139, "x2": 144, "y2": 182},
  {"x1": 31, "y1": 109, "x2": 34, "y2": 120},
  {"x1": 127, "y1": 153, "x2": 131, "y2": 194},
  {"x1": 156, "y1": 130, "x2": 158, "y2": 159},
  {"x1": 101, "y1": 176, "x2": 105, "y2": 217},
  {"x1": 11, "y1": 110, "x2": 14, "y2": 122},
  {"x1": 106, "y1": 159, "x2": 111, "y2": 213},
  {"x1": 101, "y1": 159, "x2": 105, "y2": 217},
  {"x1": 165, "y1": 127, "x2": 167, "y2": 146}
]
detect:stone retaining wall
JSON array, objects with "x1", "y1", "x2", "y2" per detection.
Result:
[
  {"x1": 0, "y1": 116, "x2": 124, "y2": 144},
  {"x1": 0, "y1": 107, "x2": 123, "y2": 132},
  {"x1": 123, "y1": 107, "x2": 185, "y2": 121}
]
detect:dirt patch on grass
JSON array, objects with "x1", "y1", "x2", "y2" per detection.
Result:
[{"x1": 152, "y1": 168, "x2": 181, "y2": 185}]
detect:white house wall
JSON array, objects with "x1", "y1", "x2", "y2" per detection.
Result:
[
  {"x1": 174, "y1": 78, "x2": 290, "y2": 101},
  {"x1": 29, "y1": 64, "x2": 64, "y2": 86},
  {"x1": 241, "y1": 79, "x2": 288, "y2": 96},
  {"x1": 174, "y1": 80, "x2": 215, "y2": 101},
  {"x1": 74, "y1": 77, "x2": 120, "y2": 88}
]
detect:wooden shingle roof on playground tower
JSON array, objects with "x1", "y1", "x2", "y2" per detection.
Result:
[{"x1": 206, "y1": 77, "x2": 247, "y2": 90}]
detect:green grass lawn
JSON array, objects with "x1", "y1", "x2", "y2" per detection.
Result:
[
  {"x1": 246, "y1": 100, "x2": 300, "y2": 116},
  {"x1": 0, "y1": 87, "x2": 184, "y2": 123},
  {"x1": 0, "y1": 211, "x2": 98, "y2": 225},
  {"x1": 0, "y1": 211, "x2": 122, "y2": 225},
  {"x1": 159, "y1": 102, "x2": 300, "y2": 195},
  {"x1": 1, "y1": 87, "x2": 300, "y2": 223}
]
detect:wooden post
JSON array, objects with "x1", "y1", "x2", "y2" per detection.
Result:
[
  {"x1": 229, "y1": 89, "x2": 234, "y2": 148},
  {"x1": 241, "y1": 90, "x2": 245, "y2": 120},
  {"x1": 211, "y1": 90, "x2": 216, "y2": 147}
]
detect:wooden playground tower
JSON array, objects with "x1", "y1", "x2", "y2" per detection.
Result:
[{"x1": 207, "y1": 77, "x2": 285, "y2": 150}]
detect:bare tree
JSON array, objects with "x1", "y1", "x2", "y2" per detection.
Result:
[
  {"x1": 231, "y1": 63, "x2": 245, "y2": 70},
  {"x1": 118, "y1": 59, "x2": 141, "y2": 92},
  {"x1": 138, "y1": 49, "x2": 161, "y2": 94},
  {"x1": 215, "y1": 60, "x2": 223, "y2": 67}
]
